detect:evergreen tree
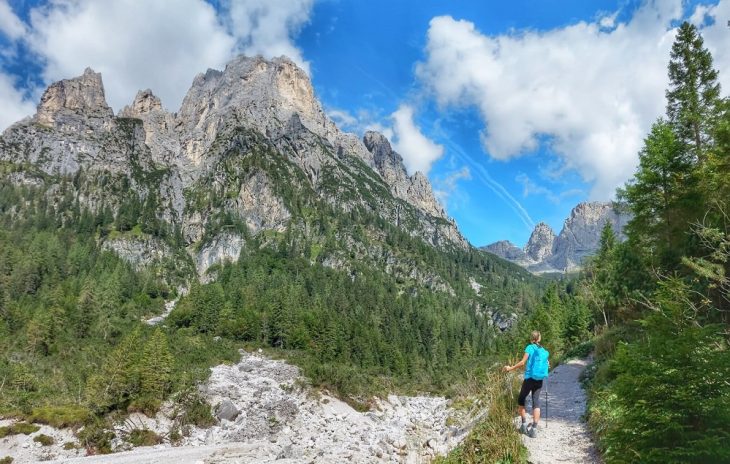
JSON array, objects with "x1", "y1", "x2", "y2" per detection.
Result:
[
  {"x1": 619, "y1": 120, "x2": 697, "y2": 268},
  {"x1": 139, "y1": 329, "x2": 173, "y2": 401},
  {"x1": 666, "y1": 21, "x2": 721, "y2": 161},
  {"x1": 86, "y1": 329, "x2": 142, "y2": 413}
]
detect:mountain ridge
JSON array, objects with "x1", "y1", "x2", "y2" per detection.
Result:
[{"x1": 483, "y1": 201, "x2": 630, "y2": 274}]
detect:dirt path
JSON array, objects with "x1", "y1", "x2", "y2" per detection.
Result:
[{"x1": 518, "y1": 358, "x2": 602, "y2": 464}]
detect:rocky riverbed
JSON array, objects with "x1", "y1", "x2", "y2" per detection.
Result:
[{"x1": 1, "y1": 350, "x2": 473, "y2": 463}]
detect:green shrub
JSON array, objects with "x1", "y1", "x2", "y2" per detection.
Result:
[
  {"x1": 126, "y1": 428, "x2": 162, "y2": 447},
  {"x1": 29, "y1": 405, "x2": 90, "y2": 428},
  {"x1": 0, "y1": 422, "x2": 40, "y2": 438},
  {"x1": 76, "y1": 419, "x2": 115, "y2": 455},
  {"x1": 588, "y1": 280, "x2": 730, "y2": 463},
  {"x1": 63, "y1": 441, "x2": 77, "y2": 450},
  {"x1": 563, "y1": 340, "x2": 594, "y2": 360},
  {"x1": 0, "y1": 456, "x2": 13, "y2": 464},
  {"x1": 33, "y1": 434, "x2": 54, "y2": 446},
  {"x1": 174, "y1": 390, "x2": 215, "y2": 427}
]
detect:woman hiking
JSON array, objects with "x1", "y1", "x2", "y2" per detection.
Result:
[{"x1": 503, "y1": 330, "x2": 550, "y2": 438}]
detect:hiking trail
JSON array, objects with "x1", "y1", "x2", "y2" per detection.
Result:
[{"x1": 518, "y1": 357, "x2": 602, "y2": 464}]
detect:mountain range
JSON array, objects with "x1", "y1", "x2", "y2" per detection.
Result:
[{"x1": 483, "y1": 202, "x2": 631, "y2": 274}]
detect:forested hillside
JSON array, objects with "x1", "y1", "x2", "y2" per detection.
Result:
[{"x1": 568, "y1": 22, "x2": 730, "y2": 463}]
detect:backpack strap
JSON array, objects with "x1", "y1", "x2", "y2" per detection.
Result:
[{"x1": 527, "y1": 343, "x2": 537, "y2": 375}]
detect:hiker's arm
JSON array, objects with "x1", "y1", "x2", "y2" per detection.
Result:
[{"x1": 503, "y1": 353, "x2": 529, "y2": 372}]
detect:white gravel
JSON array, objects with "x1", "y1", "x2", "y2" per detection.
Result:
[
  {"x1": 518, "y1": 358, "x2": 602, "y2": 464},
  {"x1": 2, "y1": 350, "x2": 475, "y2": 464}
]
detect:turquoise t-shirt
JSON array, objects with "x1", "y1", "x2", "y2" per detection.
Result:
[{"x1": 523, "y1": 343, "x2": 538, "y2": 380}]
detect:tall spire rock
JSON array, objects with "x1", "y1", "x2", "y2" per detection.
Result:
[
  {"x1": 524, "y1": 222, "x2": 556, "y2": 262},
  {"x1": 119, "y1": 89, "x2": 163, "y2": 117},
  {"x1": 36, "y1": 68, "x2": 113, "y2": 128}
]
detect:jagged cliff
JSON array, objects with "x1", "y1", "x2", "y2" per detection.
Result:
[
  {"x1": 483, "y1": 202, "x2": 630, "y2": 274},
  {"x1": 0, "y1": 55, "x2": 469, "y2": 285}
]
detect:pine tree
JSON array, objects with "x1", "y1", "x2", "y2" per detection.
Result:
[
  {"x1": 86, "y1": 329, "x2": 142, "y2": 413},
  {"x1": 139, "y1": 328, "x2": 173, "y2": 401},
  {"x1": 619, "y1": 120, "x2": 697, "y2": 268},
  {"x1": 666, "y1": 22, "x2": 721, "y2": 161}
]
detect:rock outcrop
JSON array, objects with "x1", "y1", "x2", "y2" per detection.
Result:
[
  {"x1": 483, "y1": 202, "x2": 630, "y2": 274},
  {"x1": 524, "y1": 222, "x2": 556, "y2": 262},
  {"x1": 36, "y1": 68, "x2": 114, "y2": 128}
]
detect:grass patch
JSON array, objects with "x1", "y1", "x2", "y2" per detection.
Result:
[
  {"x1": 63, "y1": 441, "x2": 77, "y2": 450},
  {"x1": 434, "y1": 368, "x2": 527, "y2": 464},
  {"x1": 33, "y1": 434, "x2": 54, "y2": 446},
  {"x1": 0, "y1": 422, "x2": 40, "y2": 438},
  {"x1": 126, "y1": 428, "x2": 162, "y2": 447},
  {"x1": 28, "y1": 404, "x2": 90, "y2": 428}
]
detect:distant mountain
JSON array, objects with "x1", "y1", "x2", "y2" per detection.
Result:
[{"x1": 483, "y1": 202, "x2": 631, "y2": 274}]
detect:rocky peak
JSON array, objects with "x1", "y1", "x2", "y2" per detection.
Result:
[
  {"x1": 524, "y1": 222, "x2": 556, "y2": 261},
  {"x1": 36, "y1": 67, "x2": 113, "y2": 127},
  {"x1": 119, "y1": 89, "x2": 163, "y2": 118},
  {"x1": 362, "y1": 131, "x2": 445, "y2": 219},
  {"x1": 482, "y1": 240, "x2": 526, "y2": 261},
  {"x1": 363, "y1": 131, "x2": 405, "y2": 174}
]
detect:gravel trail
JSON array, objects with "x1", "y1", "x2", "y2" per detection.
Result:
[{"x1": 519, "y1": 358, "x2": 602, "y2": 464}]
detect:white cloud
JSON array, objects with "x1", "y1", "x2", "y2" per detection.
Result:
[
  {"x1": 391, "y1": 104, "x2": 444, "y2": 175},
  {"x1": 16, "y1": 0, "x2": 314, "y2": 115},
  {"x1": 26, "y1": 0, "x2": 235, "y2": 113},
  {"x1": 226, "y1": 0, "x2": 313, "y2": 74},
  {"x1": 434, "y1": 166, "x2": 471, "y2": 210},
  {"x1": 0, "y1": 72, "x2": 36, "y2": 130},
  {"x1": 326, "y1": 108, "x2": 357, "y2": 129},
  {"x1": 695, "y1": 0, "x2": 730, "y2": 92},
  {"x1": 0, "y1": 0, "x2": 26, "y2": 40},
  {"x1": 416, "y1": 1, "x2": 730, "y2": 199},
  {"x1": 515, "y1": 173, "x2": 583, "y2": 204}
]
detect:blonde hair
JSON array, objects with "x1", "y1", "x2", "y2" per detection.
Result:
[{"x1": 530, "y1": 331, "x2": 541, "y2": 343}]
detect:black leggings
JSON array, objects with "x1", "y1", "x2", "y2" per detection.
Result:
[{"x1": 518, "y1": 378, "x2": 543, "y2": 409}]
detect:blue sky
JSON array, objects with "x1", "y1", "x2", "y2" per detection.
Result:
[{"x1": 1, "y1": 0, "x2": 728, "y2": 247}]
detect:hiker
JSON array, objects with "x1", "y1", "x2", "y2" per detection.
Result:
[{"x1": 503, "y1": 330, "x2": 549, "y2": 438}]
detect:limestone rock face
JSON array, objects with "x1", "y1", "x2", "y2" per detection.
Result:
[
  {"x1": 119, "y1": 89, "x2": 163, "y2": 116},
  {"x1": 363, "y1": 131, "x2": 446, "y2": 219},
  {"x1": 483, "y1": 240, "x2": 526, "y2": 261},
  {"x1": 549, "y1": 202, "x2": 630, "y2": 271},
  {"x1": 483, "y1": 202, "x2": 630, "y2": 274},
  {"x1": 195, "y1": 233, "x2": 246, "y2": 280},
  {"x1": 524, "y1": 222, "x2": 556, "y2": 262},
  {"x1": 36, "y1": 68, "x2": 113, "y2": 128}
]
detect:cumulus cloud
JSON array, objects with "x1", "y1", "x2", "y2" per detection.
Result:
[
  {"x1": 416, "y1": 1, "x2": 730, "y2": 199},
  {"x1": 226, "y1": 0, "x2": 313, "y2": 74},
  {"x1": 0, "y1": 73, "x2": 36, "y2": 130},
  {"x1": 433, "y1": 166, "x2": 471, "y2": 210},
  {"x1": 391, "y1": 104, "x2": 444, "y2": 175},
  {"x1": 326, "y1": 108, "x2": 358, "y2": 129},
  {"x1": 0, "y1": 0, "x2": 26, "y2": 40},
  {"x1": 1, "y1": 0, "x2": 314, "y2": 116}
]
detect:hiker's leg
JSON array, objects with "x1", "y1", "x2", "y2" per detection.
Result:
[
  {"x1": 517, "y1": 380, "x2": 531, "y2": 422},
  {"x1": 530, "y1": 381, "x2": 543, "y2": 425}
]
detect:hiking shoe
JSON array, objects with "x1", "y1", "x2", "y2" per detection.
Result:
[
  {"x1": 528, "y1": 425, "x2": 538, "y2": 438},
  {"x1": 520, "y1": 423, "x2": 528, "y2": 434}
]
